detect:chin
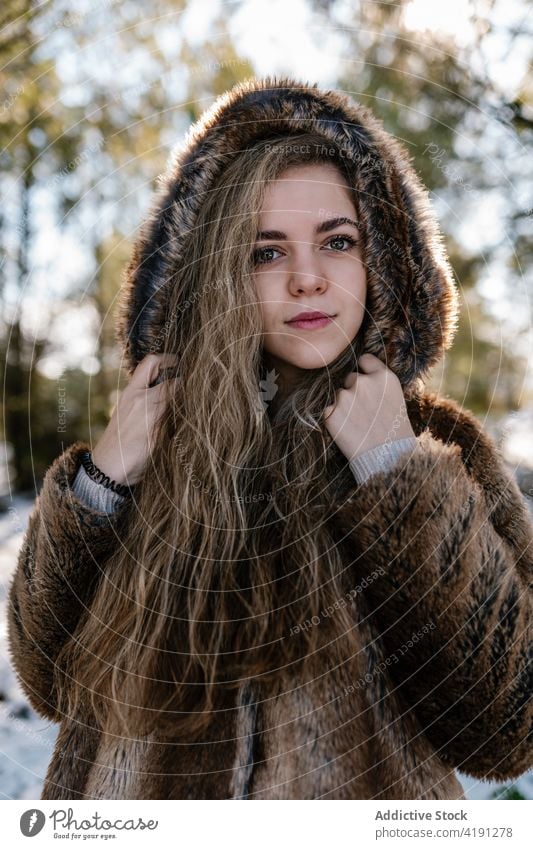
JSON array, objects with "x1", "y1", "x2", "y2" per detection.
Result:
[{"x1": 290, "y1": 351, "x2": 341, "y2": 371}]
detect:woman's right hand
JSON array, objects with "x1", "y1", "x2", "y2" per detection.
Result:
[{"x1": 91, "y1": 353, "x2": 179, "y2": 486}]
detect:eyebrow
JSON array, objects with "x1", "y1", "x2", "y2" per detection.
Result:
[{"x1": 255, "y1": 216, "x2": 360, "y2": 241}]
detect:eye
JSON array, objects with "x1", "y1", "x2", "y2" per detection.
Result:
[
  {"x1": 326, "y1": 234, "x2": 359, "y2": 252},
  {"x1": 253, "y1": 245, "x2": 281, "y2": 265},
  {"x1": 253, "y1": 234, "x2": 359, "y2": 266}
]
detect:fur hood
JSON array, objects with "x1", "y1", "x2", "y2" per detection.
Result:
[
  {"x1": 115, "y1": 74, "x2": 459, "y2": 392},
  {"x1": 8, "y1": 77, "x2": 533, "y2": 802}
]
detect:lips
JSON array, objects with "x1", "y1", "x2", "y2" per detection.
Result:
[{"x1": 286, "y1": 311, "x2": 334, "y2": 323}]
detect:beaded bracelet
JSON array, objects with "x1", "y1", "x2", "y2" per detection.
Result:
[{"x1": 80, "y1": 450, "x2": 135, "y2": 498}]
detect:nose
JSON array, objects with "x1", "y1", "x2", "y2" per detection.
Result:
[{"x1": 288, "y1": 243, "x2": 328, "y2": 295}]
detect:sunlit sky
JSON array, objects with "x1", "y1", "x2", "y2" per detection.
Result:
[{"x1": 228, "y1": 0, "x2": 531, "y2": 91}]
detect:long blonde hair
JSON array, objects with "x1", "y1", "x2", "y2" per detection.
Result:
[{"x1": 56, "y1": 132, "x2": 372, "y2": 740}]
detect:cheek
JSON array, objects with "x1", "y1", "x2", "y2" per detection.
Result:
[
  {"x1": 254, "y1": 277, "x2": 279, "y2": 327},
  {"x1": 337, "y1": 275, "x2": 367, "y2": 333},
  {"x1": 340, "y1": 271, "x2": 367, "y2": 308},
  {"x1": 253, "y1": 274, "x2": 266, "y2": 305},
  {"x1": 261, "y1": 307, "x2": 281, "y2": 337}
]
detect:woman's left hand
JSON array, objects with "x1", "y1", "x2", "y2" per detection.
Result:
[{"x1": 323, "y1": 353, "x2": 416, "y2": 460}]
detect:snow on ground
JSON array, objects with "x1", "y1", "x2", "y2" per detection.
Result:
[
  {"x1": 0, "y1": 493, "x2": 531, "y2": 801},
  {"x1": 0, "y1": 496, "x2": 58, "y2": 800}
]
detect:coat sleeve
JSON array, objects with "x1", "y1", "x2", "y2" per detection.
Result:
[
  {"x1": 333, "y1": 426, "x2": 533, "y2": 781},
  {"x1": 348, "y1": 436, "x2": 419, "y2": 484},
  {"x1": 70, "y1": 463, "x2": 129, "y2": 513},
  {"x1": 7, "y1": 441, "x2": 129, "y2": 723}
]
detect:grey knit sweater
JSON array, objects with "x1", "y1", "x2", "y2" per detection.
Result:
[{"x1": 70, "y1": 437, "x2": 419, "y2": 513}]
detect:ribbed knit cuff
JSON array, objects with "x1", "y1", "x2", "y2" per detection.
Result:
[
  {"x1": 70, "y1": 463, "x2": 128, "y2": 513},
  {"x1": 348, "y1": 436, "x2": 419, "y2": 485}
]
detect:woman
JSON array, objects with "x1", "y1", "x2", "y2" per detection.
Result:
[{"x1": 8, "y1": 75, "x2": 533, "y2": 800}]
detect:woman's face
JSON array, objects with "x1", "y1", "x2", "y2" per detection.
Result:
[{"x1": 253, "y1": 161, "x2": 367, "y2": 394}]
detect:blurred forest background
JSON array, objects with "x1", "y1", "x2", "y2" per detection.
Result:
[
  {"x1": 0, "y1": 0, "x2": 532, "y2": 803},
  {"x1": 0, "y1": 0, "x2": 532, "y2": 495}
]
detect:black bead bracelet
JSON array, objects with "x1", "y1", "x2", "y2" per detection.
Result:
[{"x1": 80, "y1": 450, "x2": 135, "y2": 498}]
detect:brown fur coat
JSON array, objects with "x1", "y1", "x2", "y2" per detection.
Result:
[{"x1": 8, "y1": 75, "x2": 533, "y2": 800}]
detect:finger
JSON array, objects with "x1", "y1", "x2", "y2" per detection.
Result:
[
  {"x1": 342, "y1": 372, "x2": 358, "y2": 390},
  {"x1": 149, "y1": 364, "x2": 180, "y2": 387},
  {"x1": 149, "y1": 377, "x2": 180, "y2": 401},
  {"x1": 357, "y1": 353, "x2": 386, "y2": 373},
  {"x1": 131, "y1": 353, "x2": 179, "y2": 389}
]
